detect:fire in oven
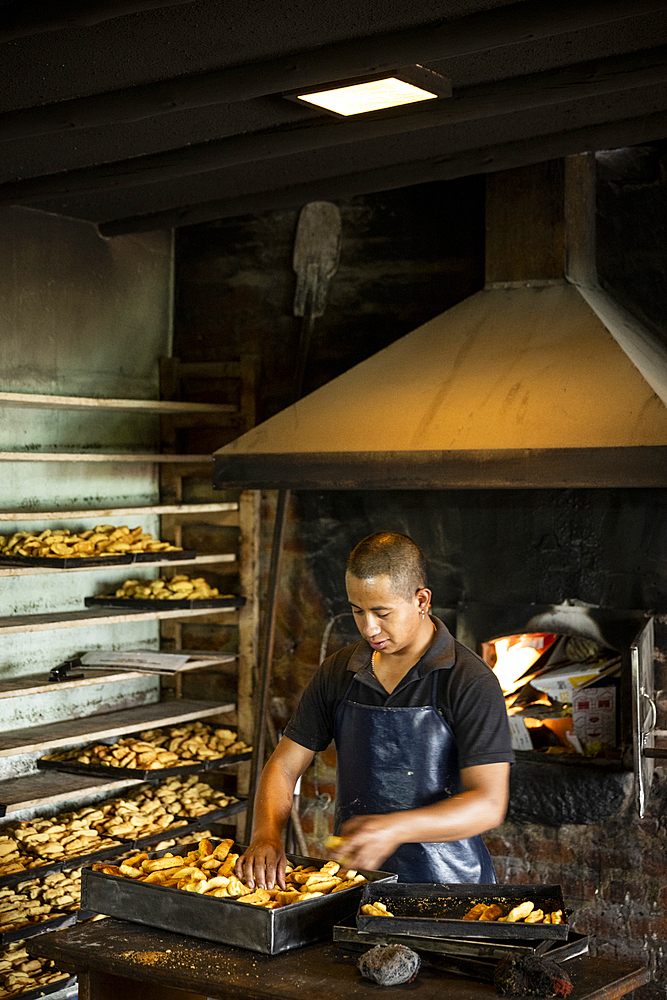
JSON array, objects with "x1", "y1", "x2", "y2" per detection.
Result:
[{"x1": 457, "y1": 601, "x2": 658, "y2": 818}]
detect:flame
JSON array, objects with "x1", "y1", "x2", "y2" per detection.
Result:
[{"x1": 490, "y1": 633, "x2": 556, "y2": 696}]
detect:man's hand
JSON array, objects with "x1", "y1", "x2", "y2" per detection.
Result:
[
  {"x1": 236, "y1": 838, "x2": 287, "y2": 890},
  {"x1": 337, "y1": 813, "x2": 405, "y2": 872},
  {"x1": 336, "y1": 762, "x2": 510, "y2": 871},
  {"x1": 235, "y1": 737, "x2": 316, "y2": 890}
]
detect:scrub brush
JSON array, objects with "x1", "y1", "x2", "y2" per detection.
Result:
[{"x1": 358, "y1": 944, "x2": 421, "y2": 986}]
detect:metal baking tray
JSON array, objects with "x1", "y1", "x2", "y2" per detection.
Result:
[
  {"x1": 6, "y1": 974, "x2": 76, "y2": 1000},
  {"x1": 356, "y1": 883, "x2": 568, "y2": 941},
  {"x1": 85, "y1": 595, "x2": 244, "y2": 610},
  {"x1": 125, "y1": 800, "x2": 246, "y2": 850},
  {"x1": 0, "y1": 842, "x2": 125, "y2": 890},
  {"x1": 131, "y1": 549, "x2": 197, "y2": 563},
  {"x1": 334, "y1": 916, "x2": 587, "y2": 962},
  {"x1": 37, "y1": 749, "x2": 252, "y2": 782},
  {"x1": 81, "y1": 840, "x2": 397, "y2": 955},
  {"x1": 0, "y1": 552, "x2": 133, "y2": 568},
  {"x1": 171, "y1": 799, "x2": 246, "y2": 827},
  {"x1": 0, "y1": 911, "x2": 78, "y2": 946},
  {"x1": 0, "y1": 549, "x2": 197, "y2": 569}
]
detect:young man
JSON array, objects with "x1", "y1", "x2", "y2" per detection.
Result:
[{"x1": 237, "y1": 532, "x2": 513, "y2": 889}]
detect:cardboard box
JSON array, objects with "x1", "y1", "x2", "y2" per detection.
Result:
[{"x1": 572, "y1": 686, "x2": 616, "y2": 749}]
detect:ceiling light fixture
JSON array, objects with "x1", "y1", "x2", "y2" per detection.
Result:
[{"x1": 285, "y1": 65, "x2": 451, "y2": 117}]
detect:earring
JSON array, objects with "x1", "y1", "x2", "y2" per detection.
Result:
[{"x1": 421, "y1": 610, "x2": 425, "y2": 620}]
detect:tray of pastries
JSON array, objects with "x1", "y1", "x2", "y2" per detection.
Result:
[{"x1": 356, "y1": 882, "x2": 568, "y2": 941}]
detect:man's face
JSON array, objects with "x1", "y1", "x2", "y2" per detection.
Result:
[{"x1": 346, "y1": 572, "x2": 424, "y2": 656}]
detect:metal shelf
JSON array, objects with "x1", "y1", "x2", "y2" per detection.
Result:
[
  {"x1": 0, "y1": 699, "x2": 236, "y2": 757},
  {"x1": 0, "y1": 502, "x2": 238, "y2": 522},
  {"x1": 0, "y1": 605, "x2": 240, "y2": 635},
  {"x1": 0, "y1": 391, "x2": 236, "y2": 414}
]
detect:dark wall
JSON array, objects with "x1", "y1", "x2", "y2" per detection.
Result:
[
  {"x1": 597, "y1": 143, "x2": 667, "y2": 347},
  {"x1": 175, "y1": 177, "x2": 485, "y2": 422},
  {"x1": 296, "y1": 487, "x2": 667, "y2": 618}
]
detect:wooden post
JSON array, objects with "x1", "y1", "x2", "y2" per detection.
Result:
[{"x1": 236, "y1": 488, "x2": 261, "y2": 837}]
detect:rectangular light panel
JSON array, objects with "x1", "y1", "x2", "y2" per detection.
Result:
[{"x1": 296, "y1": 77, "x2": 439, "y2": 116}]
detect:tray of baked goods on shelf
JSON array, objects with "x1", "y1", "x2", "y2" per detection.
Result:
[
  {"x1": 0, "y1": 869, "x2": 84, "y2": 946},
  {"x1": 38, "y1": 722, "x2": 253, "y2": 781},
  {"x1": 0, "y1": 776, "x2": 241, "y2": 889},
  {"x1": 0, "y1": 524, "x2": 194, "y2": 568},
  {"x1": 0, "y1": 941, "x2": 74, "y2": 1000},
  {"x1": 85, "y1": 574, "x2": 244, "y2": 610}
]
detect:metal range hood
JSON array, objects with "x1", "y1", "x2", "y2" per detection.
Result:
[{"x1": 214, "y1": 155, "x2": 667, "y2": 489}]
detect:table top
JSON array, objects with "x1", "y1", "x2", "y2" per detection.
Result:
[{"x1": 28, "y1": 918, "x2": 650, "y2": 1000}]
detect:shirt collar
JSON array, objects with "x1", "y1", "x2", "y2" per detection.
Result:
[{"x1": 346, "y1": 615, "x2": 456, "y2": 676}]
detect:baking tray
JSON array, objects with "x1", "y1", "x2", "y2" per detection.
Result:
[
  {"x1": 170, "y1": 798, "x2": 247, "y2": 827},
  {"x1": 37, "y1": 750, "x2": 252, "y2": 782},
  {"x1": 0, "y1": 549, "x2": 197, "y2": 569},
  {"x1": 0, "y1": 842, "x2": 125, "y2": 890},
  {"x1": 0, "y1": 911, "x2": 78, "y2": 946},
  {"x1": 2, "y1": 975, "x2": 77, "y2": 1000},
  {"x1": 131, "y1": 549, "x2": 197, "y2": 563},
  {"x1": 85, "y1": 595, "x2": 245, "y2": 610},
  {"x1": 124, "y1": 800, "x2": 246, "y2": 850},
  {"x1": 0, "y1": 552, "x2": 133, "y2": 568},
  {"x1": 334, "y1": 915, "x2": 587, "y2": 962},
  {"x1": 356, "y1": 883, "x2": 568, "y2": 941},
  {"x1": 81, "y1": 840, "x2": 397, "y2": 955}
]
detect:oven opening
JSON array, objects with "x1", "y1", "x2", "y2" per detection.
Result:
[{"x1": 481, "y1": 631, "x2": 622, "y2": 759}]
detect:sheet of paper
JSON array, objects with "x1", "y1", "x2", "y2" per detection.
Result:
[
  {"x1": 508, "y1": 715, "x2": 533, "y2": 751},
  {"x1": 81, "y1": 649, "x2": 191, "y2": 671}
]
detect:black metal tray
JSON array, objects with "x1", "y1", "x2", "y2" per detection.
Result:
[
  {"x1": 81, "y1": 839, "x2": 397, "y2": 955},
  {"x1": 125, "y1": 800, "x2": 246, "y2": 850},
  {"x1": 85, "y1": 595, "x2": 244, "y2": 610},
  {"x1": 168, "y1": 798, "x2": 247, "y2": 829},
  {"x1": 0, "y1": 842, "x2": 125, "y2": 890},
  {"x1": 334, "y1": 915, "x2": 587, "y2": 962},
  {"x1": 131, "y1": 549, "x2": 197, "y2": 563},
  {"x1": 0, "y1": 911, "x2": 78, "y2": 946},
  {"x1": 0, "y1": 552, "x2": 133, "y2": 568},
  {"x1": 356, "y1": 883, "x2": 568, "y2": 941},
  {"x1": 37, "y1": 750, "x2": 252, "y2": 782},
  {"x1": 0, "y1": 548, "x2": 197, "y2": 569},
  {"x1": 6, "y1": 974, "x2": 76, "y2": 1000}
]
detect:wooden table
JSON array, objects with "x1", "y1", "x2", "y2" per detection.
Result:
[{"x1": 28, "y1": 918, "x2": 650, "y2": 1000}]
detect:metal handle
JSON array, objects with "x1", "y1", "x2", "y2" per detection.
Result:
[{"x1": 641, "y1": 691, "x2": 657, "y2": 735}]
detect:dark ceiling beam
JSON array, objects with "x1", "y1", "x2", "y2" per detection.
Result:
[
  {"x1": 97, "y1": 107, "x2": 667, "y2": 235},
  {"x1": 0, "y1": 1, "x2": 197, "y2": 43},
  {"x1": 1, "y1": 0, "x2": 665, "y2": 140},
  {"x1": 3, "y1": 45, "x2": 667, "y2": 205}
]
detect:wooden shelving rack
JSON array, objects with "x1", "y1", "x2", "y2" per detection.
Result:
[{"x1": 0, "y1": 358, "x2": 260, "y2": 830}]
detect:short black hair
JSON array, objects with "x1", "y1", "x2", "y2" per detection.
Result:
[{"x1": 346, "y1": 532, "x2": 427, "y2": 601}]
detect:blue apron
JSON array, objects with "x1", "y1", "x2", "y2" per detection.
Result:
[{"x1": 333, "y1": 669, "x2": 497, "y2": 883}]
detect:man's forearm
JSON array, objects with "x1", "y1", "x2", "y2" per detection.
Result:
[
  {"x1": 390, "y1": 786, "x2": 506, "y2": 845},
  {"x1": 251, "y1": 756, "x2": 297, "y2": 841}
]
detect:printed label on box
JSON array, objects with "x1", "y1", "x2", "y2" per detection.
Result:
[{"x1": 572, "y1": 686, "x2": 616, "y2": 748}]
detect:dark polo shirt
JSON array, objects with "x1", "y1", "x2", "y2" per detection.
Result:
[{"x1": 284, "y1": 617, "x2": 514, "y2": 770}]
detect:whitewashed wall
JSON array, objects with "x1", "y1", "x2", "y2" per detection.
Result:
[{"x1": 0, "y1": 207, "x2": 174, "y2": 747}]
